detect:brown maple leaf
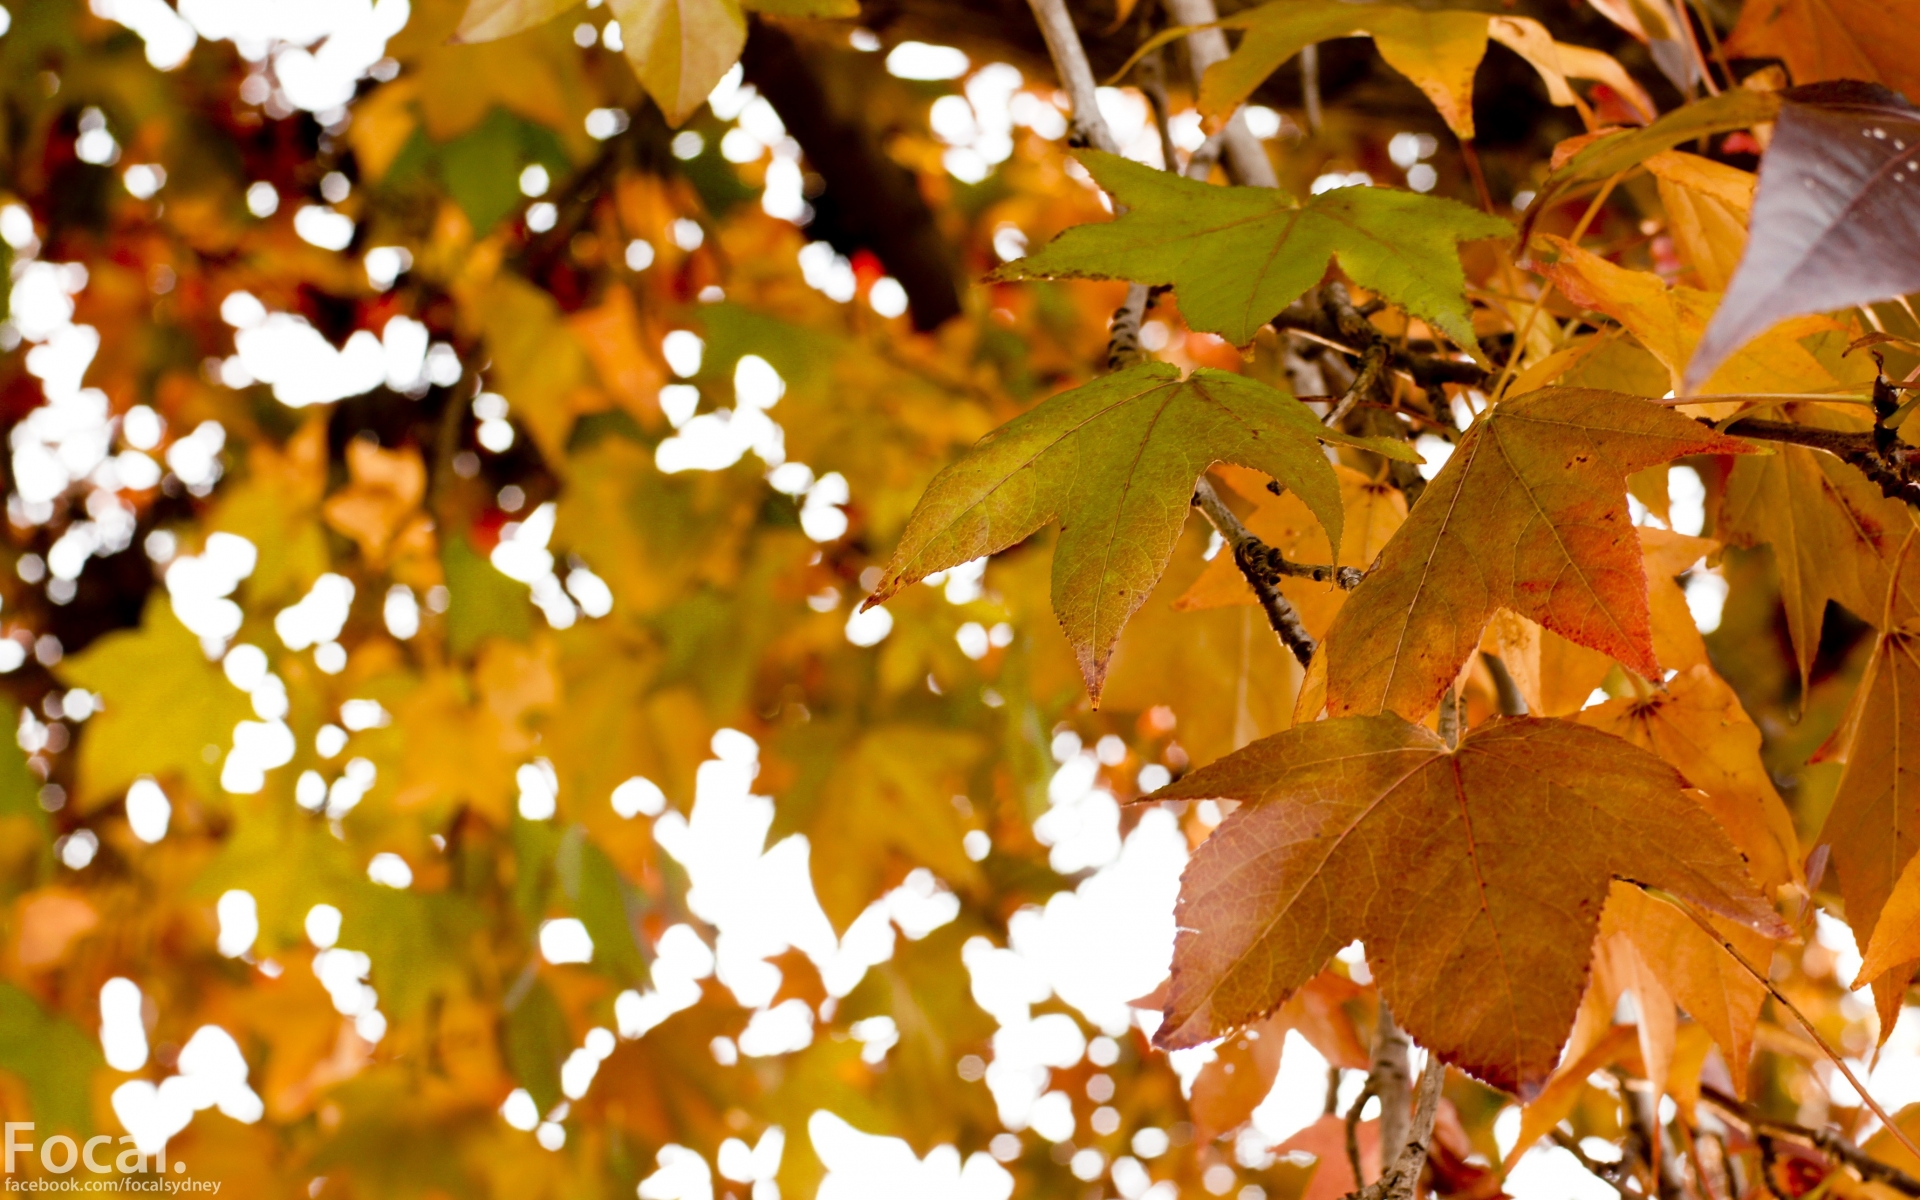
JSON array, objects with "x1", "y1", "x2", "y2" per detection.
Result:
[{"x1": 1149, "y1": 713, "x2": 1786, "y2": 1097}]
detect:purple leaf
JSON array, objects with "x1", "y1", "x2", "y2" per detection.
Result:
[{"x1": 1685, "y1": 82, "x2": 1920, "y2": 392}]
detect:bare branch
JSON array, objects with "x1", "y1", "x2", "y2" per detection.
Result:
[
  {"x1": 1549, "y1": 1129, "x2": 1637, "y2": 1200},
  {"x1": 1345, "y1": 1051, "x2": 1446, "y2": 1200},
  {"x1": 1344, "y1": 1078, "x2": 1376, "y2": 1186},
  {"x1": 1162, "y1": 0, "x2": 1279, "y2": 189},
  {"x1": 1021, "y1": 0, "x2": 1150, "y2": 364},
  {"x1": 1721, "y1": 416, "x2": 1920, "y2": 509},
  {"x1": 1372, "y1": 1004, "x2": 1413, "y2": 1170},
  {"x1": 1300, "y1": 43, "x2": 1323, "y2": 134},
  {"x1": 1191, "y1": 477, "x2": 1321, "y2": 665},
  {"x1": 1326, "y1": 342, "x2": 1389, "y2": 429},
  {"x1": 1022, "y1": 0, "x2": 1119, "y2": 155}
]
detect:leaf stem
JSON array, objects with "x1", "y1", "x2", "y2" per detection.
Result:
[{"x1": 1492, "y1": 173, "x2": 1621, "y2": 403}]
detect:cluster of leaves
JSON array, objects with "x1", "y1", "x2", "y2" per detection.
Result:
[{"x1": 3, "y1": 0, "x2": 1920, "y2": 1197}]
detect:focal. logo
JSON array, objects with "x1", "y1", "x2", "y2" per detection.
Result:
[{"x1": 3, "y1": 1126, "x2": 220, "y2": 1193}]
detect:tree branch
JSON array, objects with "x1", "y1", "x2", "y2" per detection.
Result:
[
  {"x1": 1022, "y1": 0, "x2": 1117, "y2": 155},
  {"x1": 1721, "y1": 409, "x2": 1920, "y2": 511},
  {"x1": 1020, "y1": 0, "x2": 1151, "y2": 366},
  {"x1": 1326, "y1": 342, "x2": 1389, "y2": 428},
  {"x1": 1345, "y1": 1077, "x2": 1377, "y2": 1186},
  {"x1": 1549, "y1": 1129, "x2": 1637, "y2": 1200},
  {"x1": 1191, "y1": 477, "x2": 1318, "y2": 666},
  {"x1": 1162, "y1": 0, "x2": 1278, "y2": 189},
  {"x1": 1345, "y1": 1049, "x2": 1445, "y2": 1200},
  {"x1": 1371, "y1": 1004, "x2": 1413, "y2": 1171},
  {"x1": 1700, "y1": 1085, "x2": 1920, "y2": 1198},
  {"x1": 1191, "y1": 476, "x2": 1360, "y2": 667},
  {"x1": 741, "y1": 20, "x2": 961, "y2": 330}
]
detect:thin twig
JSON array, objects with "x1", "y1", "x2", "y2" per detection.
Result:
[
  {"x1": 1650, "y1": 887, "x2": 1920, "y2": 1166},
  {"x1": 1024, "y1": 0, "x2": 1119, "y2": 155},
  {"x1": 1191, "y1": 477, "x2": 1328, "y2": 666},
  {"x1": 1136, "y1": 48, "x2": 1184, "y2": 175},
  {"x1": 1494, "y1": 172, "x2": 1621, "y2": 402},
  {"x1": 1722, "y1": 413, "x2": 1920, "y2": 510},
  {"x1": 1022, "y1": 0, "x2": 1152, "y2": 365},
  {"x1": 1163, "y1": 0, "x2": 1279, "y2": 189},
  {"x1": 1193, "y1": 476, "x2": 1363, "y2": 591},
  {"x1": 1346, "y1": 1078, "x2": 1377, "y2": 1186},
  {"x1": 1549, "y1": 1129, "x2": 1637, "y2": 1200},
  {"x1": 1674, "y1": 0, "x2": 1721, "y2": 96},
  {"x1": 1700, "y1": 1085, "x2": 1920, "y2": 1197},
  {"x1": 1327, "y1": 342, "x2": 1389, "y2": 428},
  {"x1": 1620, "y1": 1074, "x2": 1682, "y2": 1199},
  {"x1": 1300, "y1": 43, "x2": 1323, "y2": 134}
]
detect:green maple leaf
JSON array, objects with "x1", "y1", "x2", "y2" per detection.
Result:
[
  {"x1": 0, "y1": 985, "x2": 102, "y2": 1134},
  {"x1": 996, "y1": 151, "x2": 1510, "y2": 355},
  {"x1": 58, "y1": 597, "x2": 253, "y2": 807},
  {"x1": 865, "y1": 361, "x2": 1416, "y2": 697}
]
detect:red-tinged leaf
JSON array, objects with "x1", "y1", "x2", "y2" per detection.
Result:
[
  {"x1": 1686, "y1": 83, "x2": 1920, "y2": 390},
  {"x1": 1149, "y1": 713, "x2": 1784, "y2": 1097},
  {"x1": 1320, "y1": 387, "x2": 1753, "y2": 723}
]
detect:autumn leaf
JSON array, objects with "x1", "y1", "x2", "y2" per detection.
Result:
[
  {"x1": 1717, "y1": 405, "x2": 1914, "y2": 689},
  {"x1": 1098, "y1": 528, "x2": 1305, "y2": 769},
  {"x1": 1320, "y1": 387, "x2": 1752, "y2": 723},
  {"x1": 1724, "y1": 0, "x2": 1920, "y2": 103},
  {"x1": 1593, "y1": 929, "x2": 1678, "y2": 1095},
  {"x1": 994, "y1": 152, "x2": 1509, "y2": 352},
  {"x1": 57, "y1": 598, "x2": 255, "y2": 807},
  {"x1": 454, "y1": 0, "x2": 581, "y2": 42},
  {"x1": 866, "y1": 361, "x2": 1409, "y2": 696},
  {"x1": 1507, "y1": 1023, "x2": 1642, "y2": 1163},
  {"x1": 609, "y1": 0, "x2": 746, "y2": 127},
  {"x1": 1527, "y1": 234, "x2": 1866, "y2": 398},
  {"x1": 1523, "y1": 89, "x2": 1783, "y2": 240},
  {"x1": 1150, "y1": 712, "x2": 1784, "y2": 1095},
  {"x1": 1186, "y1": 2, "x2": 1651, "y2": 137},
  {"x1": 207, "y1": 417, "x2": 331, "y2": 608},
  {"x1": 1189, "y1": 971, "x2": 1368, "y2": 1139},
  {"x1": 322, "y1": 440, "x2": 433, "y2": 568},
  {"x1": 0, "y1": 985, "x2": 104, "y2": 1134},
  {"x1": 1602, "y1": 881, "x2": 1772, "y2": 1088},
  {"x1": 1485, "y1": 528, "x2": 1718, "y2": 718},
  {"x1": 1577, "y1": 665, "x2": 1802, "y2": 893},
  {"x1": 1645, "y1": 151, "x2": 1754, "y2": 291},
  {"x1": 476, "y1": 273, "x2": 599, "y2": 463},
  {"x1": 1687, "y1": 83, "x2": 1920, "y2": 390},
  {"x1": 770, "y1": 726, "x2": 985, "y2": 933},
  {"x1": 1275, "y1": 1114, "x2": 1382, "y2": 1200},
  {"x1": 1827, "y1": 542, "x2": 1920, "y2": 1001}
]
